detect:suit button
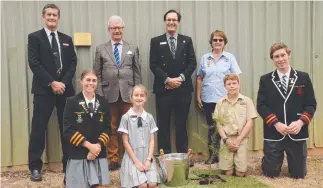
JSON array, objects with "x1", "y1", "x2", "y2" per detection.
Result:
[
  {"x1": 183, "y1": 62, "x2": 184, "y2": 64},
  {"x1": 163, "y1": 64, "x2": 166, "y2": 66}
]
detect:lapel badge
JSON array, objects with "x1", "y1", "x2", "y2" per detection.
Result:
[
  {"x1": 183, "y1": 40, "x2": 185, "y2": 43},
  {"x1": 290, "y1": 78, "x2": 294, "y2": 84},
  {"x1": 207, "y1": 60, "x2": 211, "y2": 67}
]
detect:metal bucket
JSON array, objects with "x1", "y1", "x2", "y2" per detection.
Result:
[{"x1": 157, "y1": 152, "x2": 190, "y2": 187}]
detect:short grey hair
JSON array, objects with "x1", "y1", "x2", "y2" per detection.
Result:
[{"x1": 107, "y1": 15, "x2": 125, "y2": 27}]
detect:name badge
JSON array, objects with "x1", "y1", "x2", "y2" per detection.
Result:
[{"x1": 160, "y1": 42, "x2": 167, "y2": 45}]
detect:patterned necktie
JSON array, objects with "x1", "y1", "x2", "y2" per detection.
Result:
[
  {"x1": 114, "y1": 43, "x2": 120, "y2": 68},
  {"x1": 169, "y1": 36, "x2": 176, "y2": 59},
  {"x1": 138, "y1": 117, "x2": 143, "y2": 128},
  {"x1": 282, "y1": 75, "x2": 288, "y2": 95},
  {"x1": 88, "y1": 102, "x2": 94, "y2": 113},
  {"x1": 50, "y1": 32, "x2": 62, "y2": 78}
]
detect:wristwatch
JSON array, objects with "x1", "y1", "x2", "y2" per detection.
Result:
[
  {"x1": 146, "y1": 157, "x2": 153, "y2": 163},
  {"x1": 223, "y1": 138, "x2": 228, "y2": 144}
]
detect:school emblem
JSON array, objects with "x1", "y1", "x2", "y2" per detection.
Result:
[
  {"x1": 75, "y1": 112, "x2": 84, "y2": 123},
  {"x1": 206, "y1": 60, "x2": 211, "y2": 67},
  {"x1": 290, "y1": 78, "x2": 295, "y2": 84},
  {"x1": 99, "y1": 112, "x2": 105, "y2": 122}
]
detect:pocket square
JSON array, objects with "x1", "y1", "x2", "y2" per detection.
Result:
[
  {"x1": 160, "y1": 42, "x2": 167, "y2": 45},
  {"x1": 63, "y1": 43, "x2": 69, "y2": 46},
  {"x1": 127, "y1": 50, "x2": 133, "y2": 55}
]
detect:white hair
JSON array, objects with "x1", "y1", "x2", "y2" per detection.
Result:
[{"x1": 107, "y1": 15, "x2": 125, "y2": 27}]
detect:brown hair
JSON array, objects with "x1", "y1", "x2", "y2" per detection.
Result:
[
  {"x1": 80, "y1": 69, "x2": 98, "y2": 80},
  {"x1": 209, "y1": 30, "x2": 228, "y2": 48},
  {"x1": 223, "y1": 73, "x2": 240, "y2": 85},
  {"x1": 269, "y1": 42, "x2": 291, "y2": 59},
  {"x1": 42, "y1": 4, "x2": 60, "y2": 17},
  {"x1": 130, "y1": 84, "x2": 149, "y2": 98}
]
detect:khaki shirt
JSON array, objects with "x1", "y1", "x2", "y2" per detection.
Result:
[{"x1": 213, "y1": 94, "x2": 257, "y2": 136}]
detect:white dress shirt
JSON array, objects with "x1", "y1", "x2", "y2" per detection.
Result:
[
  {"x1": 111, "y1": 40, "x2": 123, "y2": 57},
  {"x1": 44, "y1": 27, "x2": 63, "y2": 70},
  {"x1": 83, "y1": 92, "x2": 95, "y2": 117}
]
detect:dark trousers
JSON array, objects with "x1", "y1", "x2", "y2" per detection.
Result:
[
  {"x1": 262, "y1": 136, "x2": 307, "y2": 178},
  {"x1": 156, "y1": 92, "x2": 192, "y2": 154},
  {"x1": 28, "y1": 94, "x2": 68, "y2": 172},
  {"x1": 202, "y1": 101, "x2": 220, "y2": 152}
]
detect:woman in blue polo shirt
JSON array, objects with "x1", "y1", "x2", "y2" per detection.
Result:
[{"x1": 196, "y1": 30, "x2": 242, "y2": 164}]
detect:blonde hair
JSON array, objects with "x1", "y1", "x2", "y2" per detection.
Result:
[
  {"x1": 80, "y1": 69, "x2": 97, "y2": 80},
  {"x1": 223, "y1": 73, "x2": 240, "y2": 85},
  {"x1": 130, "y1": 84, "x2": 149, "y2": 99}
]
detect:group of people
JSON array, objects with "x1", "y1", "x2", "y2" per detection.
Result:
[{"x1": 26, "y1": 3, "x2": 317, "y2": 188}]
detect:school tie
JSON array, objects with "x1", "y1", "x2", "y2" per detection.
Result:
[
  {"x1": 114, "y1": 43, "x2": 120, "y2": 68},
  {"x1": 282, "y1": 75, "x2": 288, "y2": 95},
  {"x1": 88, "y1": 102, "x2": 94, "y2": 114},
  {"x1": 138, "y1": 117, "x2": 143, "y2": 128},
  {"x1": 50, "y1": 32, "x2": 62, "y2": 78},
  {"x1": 169, "y1": 36, "x2": 176, "y2": 59}
]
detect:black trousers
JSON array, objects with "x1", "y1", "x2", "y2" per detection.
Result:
[
  {"x1": 262, "y1": 136, "x2": 307, "y2": 178},
  {"x1": 201, "y1": 101, "x2": 220, "y2": 152},
  {"x1": 28, "y1": 94, "x2": 68, "y2": 172},
  {"x1": 156, "y1": 92, "x2": 192, "y2": 154}
]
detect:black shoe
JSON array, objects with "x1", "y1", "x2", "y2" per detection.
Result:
[
  {"x1": 189, "y1": 158, "x2": 195, "y2": 167},
  {"x1": 109, "y1": 162, "x2": 119, "y2": 171},
  {"x1": 63, "y1": 174, "x2": 66, "y2": 185},
  {"x1": 30, "y1": 169, "x2": 42, "y2": 181},
  {"x1": 205, "y1": 150, "x2": 219, "y2": 164}
]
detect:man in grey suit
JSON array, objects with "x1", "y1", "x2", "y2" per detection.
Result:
[{"x1": 93, "y1": 15, "x2": 142, "y2": 170}]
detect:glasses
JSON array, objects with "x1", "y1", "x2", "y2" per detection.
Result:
[
  {"x1": 166, "y1": 19, "x2": 178, "y2": 22},
  {"x1": 109, "y1": 27, "x2": 124, "y2": 31},
  {"x1": 212, "y1": 39, "x2": 224, "y2": 42}
]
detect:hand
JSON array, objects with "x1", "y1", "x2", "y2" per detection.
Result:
[
  {"x1": 226, "y1": 139, "x2": 238, "y2": 152},
  {"x1": 197, "y1": 98, "x2": 203, "y2": 110},
  {"x1": 274, "y1": 122, "x2": 289, "y2": 136},
  {"x1": 50, "y1": 81, "x2": 65, "y2": 95},
  {"x1": 166, "y1": 78, "x2": 182, "y2": 89},
  {"x1": 87, "y1": 151, "x2": 96, "y2": 161},
  {"x1": 232, "y1": 137, "x2": 242, "y2": 149},
  {"x1": 134, "y1": 161, "x2": 146, "y2": 172},
  {"x1": 87, "y1": 143, "x2": 101, "y2": 157},
  {"x1": 287, "y1": 120, "x2": 304, "y2": 135},
  {"x1": 144, "y1": 160, "x2": 152, "y2": 171}
]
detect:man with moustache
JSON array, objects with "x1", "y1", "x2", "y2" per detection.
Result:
[
  {"x1": 94, "y1": 15, "x2": 142, "y2": 170},
  {"x1": 27, "y1": 4, "x2": 77, "y2": 182},
  {"x1": 257, "y1": 42, "x2": 316, "y2": 178},
  {"x1": 149, "y1": 10, "x2": 197, "y2": 161}
]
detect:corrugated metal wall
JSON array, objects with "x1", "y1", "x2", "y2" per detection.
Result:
[{"x1": 1, "y1": 1, "x2": 322, "y2": 167}]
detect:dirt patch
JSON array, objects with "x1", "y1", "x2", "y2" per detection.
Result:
[{"x1": 1, "y1": 155, "x2": 322, "y2": 188}]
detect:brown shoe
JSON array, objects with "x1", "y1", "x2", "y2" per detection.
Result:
[{"x1": 109, "y1": 162, "x2": 120, "y2": 171}]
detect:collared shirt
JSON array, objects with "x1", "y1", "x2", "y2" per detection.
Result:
[
  {"x1": 213, "y1": 94, "x2": 257, "y2": 136},
  {"x1": 277, "y1": 66, "x2": 291, "y2": 83},
  {"x1": 166, "y1": 32, "x2": 178, "y2": 52},
  {"x1": 44, "y1": 27, "x2": 62, "y2": 70},
  {"x1": 196, "y1": 51, "x2": 242, "y2": 103},
  {"x1": 111, "y1": 40, "x2": 123, "y2": 57},
  {"x1": 83, "y1": 92, "x2": 95, "y2": 117}
]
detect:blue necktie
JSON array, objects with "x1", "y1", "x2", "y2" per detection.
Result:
[{"x1": 114, "y1": 43, "x2": 120, "y2": 67}]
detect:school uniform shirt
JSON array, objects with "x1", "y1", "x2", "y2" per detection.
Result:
[
  {"x1": 213, "y1": 94, "x2": 257, "y2": 136},
  {"x1": 63, "y1": 92, "x2": 111, "y2": 159},
  {"x1": 257, "y1": 68, "x2": 317, "y2": 141},
  {"x1": 196, "y1": 51, "x2": 242, "y2": 103}
]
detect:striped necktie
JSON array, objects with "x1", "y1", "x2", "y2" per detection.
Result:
[
  {"x1": 169, "y1": 36, "x2": 176, "y2": 59},
  {"x1": 282, "y1": 75, "x2": 288, "y2": 95},
  {"x1": 114, "y1": 43, "x2": 120, "y2": 67}
]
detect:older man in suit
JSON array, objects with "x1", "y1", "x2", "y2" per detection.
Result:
[
  {"x1": 27, "y1": 4, "x2": 77, "y2": 182},
  {"x1": 149, "y1": 10, "x2": 197, "y2": 157},
  {"x1": 94, "y1": 15, "x2": 142, "y2": 170}
]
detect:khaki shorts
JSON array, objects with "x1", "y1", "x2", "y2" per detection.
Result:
[{"x1": 219, "y1": 136, "x2": 248, "y2": 172}]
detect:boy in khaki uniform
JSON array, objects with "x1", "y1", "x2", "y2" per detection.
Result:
[{"x1": 213, "y1": 73, "x2": 257, "y2": 177}]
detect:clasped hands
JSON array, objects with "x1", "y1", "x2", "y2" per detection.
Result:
[
  {"x1": 274, "y1": 120, "x2": 304, "y2": 136},
  {"x1": 134, "y1": 159, "x2": 152, "y2": 173},
  {"x1": 225, "y1": 137, "x2": 242, "y2": 152},
  {"x1": 86, "y1": 143, "x2": 101, "y2": 161},
  {"x1": 50, "y1": 81, "x2": 65, "y2": 95},
  {"x1": 165, "y1": 77, "x2": 183, "y2": 90}
]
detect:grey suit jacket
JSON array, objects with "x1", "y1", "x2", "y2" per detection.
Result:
[{"x1": 94, "y1": 40, "x2": 142, "y2": 103}]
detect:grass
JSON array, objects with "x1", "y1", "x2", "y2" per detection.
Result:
[{"x1": 159, "y1": 169, "x2": 272, "y2": 188}]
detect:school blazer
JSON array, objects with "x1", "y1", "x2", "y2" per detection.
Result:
[{"x1": 257, "y1": 68, "x2": 317, "y2": 141}]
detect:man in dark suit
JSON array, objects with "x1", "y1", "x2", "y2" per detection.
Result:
[
  {"x1": 149, "y1": 10, "x2": 197, "y2": 156},
  {"x1": 27, "y1": 4, "x2": 77, "y2": 181},
  {"x1": 257, "y1": 42, "x2": 316, "y2": 179}
]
